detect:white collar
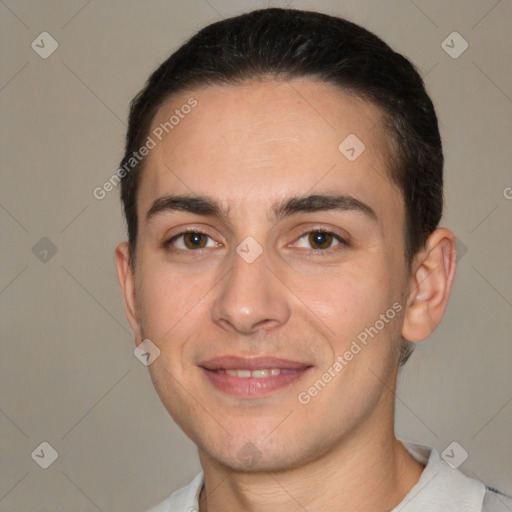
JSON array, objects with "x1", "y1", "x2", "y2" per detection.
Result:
[{"x1": 392, "y1": 440, "x2": 486, "y2": 511}]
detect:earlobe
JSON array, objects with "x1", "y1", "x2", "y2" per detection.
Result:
[
  {"x1": 115, "y1": 242, "x2": 142, "y2": 343},
  {"x1": 402, "y1": 229, "x2": 457, "y2": 343}
]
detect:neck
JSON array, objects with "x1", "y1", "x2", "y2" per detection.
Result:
[{"x1": 197, "y1": 396, "x2": 424, "y2": 512}]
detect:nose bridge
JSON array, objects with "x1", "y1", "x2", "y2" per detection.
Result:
[{"x1": 211, "y1": 241, "x2": 290, "y2": 335}]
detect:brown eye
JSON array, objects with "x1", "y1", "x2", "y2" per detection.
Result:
[
  {"x1": 182, "y1": 232, "x2": 208, "y2": 249},
  {"x1": 294, "y1": 230, "x2": 346, "y2": 251},
  {"x1": 308, "y1": 231, "x2": 334, "y2": 249},
  {"x1": 165, "y1": 231, "x2": 217, "y2": 251}
]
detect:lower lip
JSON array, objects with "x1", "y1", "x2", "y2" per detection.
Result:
[{"x1": 200, "y1": 368, "x2": 312, "y2": 397}]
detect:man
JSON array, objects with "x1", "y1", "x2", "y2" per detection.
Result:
[{"x1": 115, "y1": 8, "x2": 511, "y2": 511}]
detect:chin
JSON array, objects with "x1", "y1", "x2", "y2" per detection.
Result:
[
  {"x1": 197, "y1": 431, "x2": 333, "y2": 475},
  {"x1": 208, "y1": 446, "x2": 304, "y2": 473}
]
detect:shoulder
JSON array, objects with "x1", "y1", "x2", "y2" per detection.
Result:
[
  {"x1": 145, "y1": 472, "x2": 204, "y2": 512},
  {"x1": 482, "y1": 486, "x2": 512, "y2": 512},
  {"x1": 396, "y1": 441, "x2": 498, "y2": 512}
]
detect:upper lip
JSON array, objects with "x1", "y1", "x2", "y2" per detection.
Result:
[{"x1": 199, "y1": 356, "x2": 312, "y2": 371}]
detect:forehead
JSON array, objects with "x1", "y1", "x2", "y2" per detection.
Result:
[{"x1": 137, "y1": 79, "x2": 400, "y2": 223}]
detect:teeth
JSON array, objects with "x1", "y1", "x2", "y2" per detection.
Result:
[
  {"x1": 225, "y1": 369, "x2": 281, "y2": 378},
  {"x1": 251, "y1": 369, "x2": 269, "y2": 378}
]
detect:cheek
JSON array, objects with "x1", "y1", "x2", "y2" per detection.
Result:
[
  {"x1": 135, "y1": 259, "x2": 221, "y2": 361},
  {"x1": 137, "y1": 268, "x2": 204, "y2": 383},
  {"x1": 136, "y1": 261, "x2": 196, "y2": 338},
  {"x1": 308, "y1": 262, "x2": 400, "y2": 351},
  {"x1": 312, "y1": 267, "x2": 378, "y2": 319}
]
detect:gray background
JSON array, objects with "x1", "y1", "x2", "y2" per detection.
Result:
[{"x1": 1, "y1": 0, "x2": 511, "y2": 510}]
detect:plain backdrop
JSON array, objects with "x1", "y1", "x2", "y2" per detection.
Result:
[{"x1": 1, "y1": 1, "x2": 511, "y2": 510}]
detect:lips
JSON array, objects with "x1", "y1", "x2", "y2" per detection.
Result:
[{"x1": 198, "y1": 356, "x2": 313, "y2": 397}]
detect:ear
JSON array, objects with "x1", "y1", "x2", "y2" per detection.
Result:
[
  {"x1": 115, "y1": 242, "x2": 142, "y2": 344},
  {"x1": 402, "y1": 228, "x2": 457, "y2": 342}
]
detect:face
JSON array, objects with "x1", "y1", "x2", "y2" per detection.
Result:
[{"x1": 120, "y1": 80, "x2": 412, "y2": 472}]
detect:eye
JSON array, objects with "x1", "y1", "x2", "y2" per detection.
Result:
[
  {"x1": 164, "y1": 230, "x2": 219, "y2": 251},
  {"x1": 294, "y1": 230, "x2": 346, "y2": 251}
]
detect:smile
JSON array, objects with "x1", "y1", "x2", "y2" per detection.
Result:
[{"x1": 199, "y1": 356, "x2": 313, "y2": 397}]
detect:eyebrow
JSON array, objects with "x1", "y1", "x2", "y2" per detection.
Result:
[{"x1": 146, "y1": 193, "x2": 377, "y2": 223}]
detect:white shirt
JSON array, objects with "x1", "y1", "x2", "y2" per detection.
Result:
[{"x1": 146, "y1": 441, "x2": 512, "y2": 511}]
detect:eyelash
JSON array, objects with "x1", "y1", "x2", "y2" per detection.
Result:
[{"x1": 163, "y1": 228, "x2": 348, "y2": 254}]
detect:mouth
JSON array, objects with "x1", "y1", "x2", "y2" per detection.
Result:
[{"x1": 198, "y1": 356, "x2": 313, "y2": 397}]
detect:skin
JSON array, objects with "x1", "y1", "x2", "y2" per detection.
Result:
[{"x1": 116, "y1": 79, "x2": 457, "y2": 511}]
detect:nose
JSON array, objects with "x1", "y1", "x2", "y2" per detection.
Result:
[{"x1": 211, "y1": 246, "x2": 291, "y2": 336}]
